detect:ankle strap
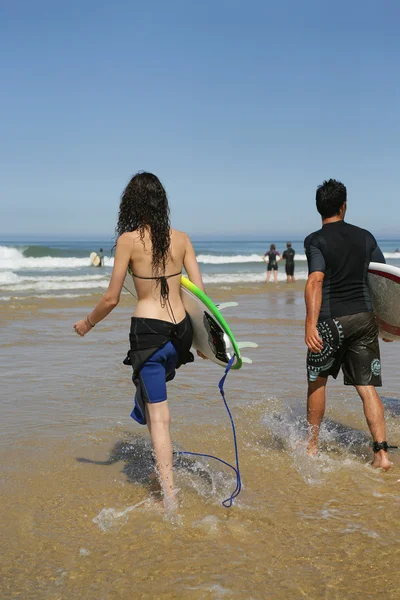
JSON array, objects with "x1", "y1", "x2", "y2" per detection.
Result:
[{"x1": 372, "y1": 441, "x2": 398, "y2": 453}]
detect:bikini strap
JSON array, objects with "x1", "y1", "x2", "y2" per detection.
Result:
[{"x1": 130, "y1": 271, "x2": 182, "y2": 280}]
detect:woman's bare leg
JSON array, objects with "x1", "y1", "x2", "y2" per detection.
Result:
[{"x1": 146, "y1": 401, "x2": 176, "y2": 509}]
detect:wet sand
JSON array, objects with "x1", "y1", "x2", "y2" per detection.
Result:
[{"x1": 1, "y1": 283, "x2": 400, "y2": 599}]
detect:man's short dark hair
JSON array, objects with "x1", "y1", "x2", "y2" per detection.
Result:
[
  {"x1": 287, "y1": 242, "x2": 292, "y2": 247},
  {"x1": 316, "y1": 179, "x2": 347, "y2": 219}
]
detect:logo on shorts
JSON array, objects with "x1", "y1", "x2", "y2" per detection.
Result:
[{"x1": 371, "y1": 359, "x2": 381, "y2": 377}]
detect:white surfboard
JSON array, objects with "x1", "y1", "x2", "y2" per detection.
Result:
[
  {"x1": 90, "y1": 252, "x2": 101, "y2": 267},
  {"x1": 121, "y1": 272, "x2": 258, "y2": 369},
  {"x1": 368, "y1": 262, "x2": 400, "y2": 341}
]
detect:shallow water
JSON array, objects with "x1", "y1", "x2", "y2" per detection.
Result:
[{"x1": 1, "y1": 285, "x2": 400, "y2": 599}]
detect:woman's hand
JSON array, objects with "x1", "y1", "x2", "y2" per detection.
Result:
[{"x1": 73, "y1": 318, "x2": 93, "y2": 337}]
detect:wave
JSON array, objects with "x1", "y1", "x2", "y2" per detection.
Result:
[
  {"x1": 0, "y1": 246, "x2": 113, "y2": 270},
  {"x1": 203, "y1": 271, "x2": 309, "y2": 284},
  {"x1": 198, "y1": 253, "x2": 306, "y2": 264},
  {"x1": 1, "y1": 245, "x2": 399, "y2": 271},
  {"x1": 198, "y1": 252, "x2": 400, "y2": 264},
  {"x1": 0, "y1": 270, "x2": 309, "y2": 296}
]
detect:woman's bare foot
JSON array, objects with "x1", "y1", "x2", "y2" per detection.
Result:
[
  {"x1": 306, "y1": 444, "x2": 319, "y2": 457},
  {"x1": 371, "y1": 450, "x2": 392, "y2": 471}
]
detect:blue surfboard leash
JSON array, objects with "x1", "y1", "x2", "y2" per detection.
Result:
[{"x1": 174, "y1": 355, "x2": 242, "y2": 508}]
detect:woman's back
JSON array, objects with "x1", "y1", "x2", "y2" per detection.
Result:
[{"x1": 129, "y1": 228, "x2": 193, "y2": 323}]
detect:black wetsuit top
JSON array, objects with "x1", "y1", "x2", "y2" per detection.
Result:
[
  {"x1": 304, "y1": 221, "x2": 385, "y2": 322},
  {"x1": 282, "y1": 248, "x2": 295, "y2": 265},
  {"x1": 266, "y1": 251, "x2": 279, "y2": 267}
]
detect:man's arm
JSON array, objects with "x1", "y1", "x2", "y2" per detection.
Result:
[
  {"x1": 371, "y1": 245, "x2": 385, "y2": 264},
  {"x1": 305, "y1": 272, "x2": 324, "y2": 353},
  {"x1": 304, "y1": 236, "x2": 326, "y2": 353}
]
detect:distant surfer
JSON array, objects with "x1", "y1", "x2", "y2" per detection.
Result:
[
  {"x1": 74, "y1": 172, "x2": 206, "y2": 511},
  {"x1": 304, "y1": 179, "x2": 393, "y2": 470},
  {"x1": 282, "y1": 242, "x2": 296, "y2": 283},
  {"x1": 98, "y1": 248, "x2": 104, "y2": 267},
  {"x1": 264, "y1": 244, "x2": 281, "y2": 284}
]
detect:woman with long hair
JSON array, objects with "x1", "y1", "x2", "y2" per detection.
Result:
[
  {"x1": 264, "y1": 243, "x2": 281, "y2": 284},
  {"x1": 73, "y1": 172, "x2": 205, "y2": 511}
]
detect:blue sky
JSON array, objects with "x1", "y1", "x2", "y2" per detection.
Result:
[{"x1": 1, "y1": 0, "x2": 399, "y2": 238}]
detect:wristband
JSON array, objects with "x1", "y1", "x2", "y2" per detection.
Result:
[{"x1": 86, "y1": 316, "x2": 95, "y2": 328}]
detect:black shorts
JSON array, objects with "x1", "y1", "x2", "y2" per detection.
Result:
[
  {"x1": 307, "y1": 312, "x2": 382, "y2": 387},
  {"x1": 267, "y1": 264, "x2": 278, "y2": 271},
  {"x1": 285, "y1": 264, "x2": 295, "y2": 276}
]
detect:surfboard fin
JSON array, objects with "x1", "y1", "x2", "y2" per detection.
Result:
[
  {"x1": 237, "y1": 341, "x2": 258, "y2": 349},
  {"x1": 241, "y1": 357, "x2": 253, "y2": 364},
  {"x1": 216, "y1": 302, "x2": 239, "y2": 310}
]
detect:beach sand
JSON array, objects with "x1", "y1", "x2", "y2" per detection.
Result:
[{"x1": 1, "y1": 282, "x2": 400, "y2": 599}]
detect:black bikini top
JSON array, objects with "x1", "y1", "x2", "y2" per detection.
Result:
[{"x1": 130, "y1": 270, "x2": 182, "y2": 307}]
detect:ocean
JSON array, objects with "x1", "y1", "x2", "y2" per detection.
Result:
[
  {"x1": 1, "y1": 237, "x2": 400, "y2": 300},
  {"x1": 1, "y1": 236, "x2": 400, "y2": 599}
]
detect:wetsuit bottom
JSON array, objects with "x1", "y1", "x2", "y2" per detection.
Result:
[
  {"x1": 131, "y1": 341, "x2": 179, "y2": 423},
  {"x1": 126, "y1": 314, "x2": 193, "y2": 425}
]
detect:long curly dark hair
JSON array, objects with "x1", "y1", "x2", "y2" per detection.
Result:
[{"x1": 116, "y1": 172, "x2": 171, "y2": 275}]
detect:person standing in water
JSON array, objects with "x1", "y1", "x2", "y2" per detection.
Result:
[
  {"x1": 304, "y1": 179, "x2": 392, "y2": 469},
  {"x1": 264, "y1": 243, "x2": 281, "y2": 284},
  {"x1": 74, "y1": 172, "x2": 206, "y2": 510},
  {"x1": 282, "y1": 242, "x2": 296, "y2": 283},
  {"x1": 98, "y1": 248, "x2": 104, "y2": 267}
]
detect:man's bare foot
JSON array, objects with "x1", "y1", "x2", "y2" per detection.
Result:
[{"x1": 371, "y1": 450, "x2": 392, "y2": 471}]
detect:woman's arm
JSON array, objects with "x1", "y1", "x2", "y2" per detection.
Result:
[
  {"x1": 73, "y1": 234, "x2": 133, "y2": 337},
  {"x1": 183, "y1": 233, "x2": 206, "y2": 293}
]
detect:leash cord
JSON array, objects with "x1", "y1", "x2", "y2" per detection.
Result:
[{"x1": 174, "y1": 356, "x2": 242, "y2": 508}]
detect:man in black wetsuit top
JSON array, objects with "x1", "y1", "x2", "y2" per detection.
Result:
[
  {"x1": 282, "y1": 242, "x2": 296, "y2": 283},
  {"x1": 304, "y1": 179, "x2": 392, "y2": 470}
]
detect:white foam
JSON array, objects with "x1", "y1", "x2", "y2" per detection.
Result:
[
  {"x1": 0, "y1": 246, "x2": 114, "y2": 270},
  {"x1": 203, "y1": 271, "x2": 309, "y2": 284},
  {"x1": 197, "y1": 252, "x2": 399, "y2": 264},
  {"x1": 197, "y1": 253, "x2": 308, "y2": 264},
  {"x1": 0, "y1": 272, "x2": 20, "y2": 285},
  {"x1": 93, "y1": 499, "x2": 148, "y2": 531},
  {"x1": 197, "y1": 254, "x2": 265, "y2": 264},
  {"x1": 2, "y1": 280, "x2": 109, "y2": 292}
]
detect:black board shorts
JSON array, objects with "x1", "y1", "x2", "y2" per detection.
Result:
[
  {"x1": 285, "y1": 264, "x2": 295, "y2": 276},
  {"x1": 307, "y1": 312, "x2": 382, "y2": 386}
]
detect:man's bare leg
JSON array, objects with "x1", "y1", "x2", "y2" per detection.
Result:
[
  {"x1": 146, "y1": 401, "x2": 177, "y2": 510},
  {"x1": 307, "y1": 376, "x2": 328, "y2": 455},
  {"x1": 355, "y1": 385, "x2": 391, "y2": 470}
]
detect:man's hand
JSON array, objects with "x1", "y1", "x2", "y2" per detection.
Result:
[
  {"x1": 382, "y1": 338, "x2": 394, "y2": 343},
  {"x1": 305, "y1": 325, "x2": 323, "y2": 353},
  {"x1": 197, "y1": 350, "x2": 208, "y2": 359}
]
